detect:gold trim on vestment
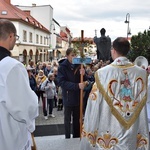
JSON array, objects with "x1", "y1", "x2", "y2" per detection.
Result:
[
  {"x1": 110, "y1": 63, "x2": 134, "y2": 68},
  {"x1": 95, "y1": 71, "x2": 147, "y2": 130}
]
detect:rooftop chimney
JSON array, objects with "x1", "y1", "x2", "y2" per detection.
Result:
[{"x1": 32, "y1": 3, "x2": 36, "y2": 7}]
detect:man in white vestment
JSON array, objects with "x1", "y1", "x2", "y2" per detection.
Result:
[
  {"x1": 0, "y1": 19, "x2": 39, "y2": 150},
  {"x1": 80, "y1": 37, "x2": 150, "y2": 150}
]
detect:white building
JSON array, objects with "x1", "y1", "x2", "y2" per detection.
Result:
[
  {"x1": 17, "y1": 4, "x2": 61, "y2": 60},
  {"x1": 0, "y1": 0, "x2": 51, "y2": 65}
]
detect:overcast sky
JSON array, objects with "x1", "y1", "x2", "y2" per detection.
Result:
[{"x1": 11, "y1": 0, "x2": 150, "y2": 41}]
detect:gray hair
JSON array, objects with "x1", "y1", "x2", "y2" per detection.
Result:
[{"x1": 48, "y1": 73, "x2": 54, "y2": 79}]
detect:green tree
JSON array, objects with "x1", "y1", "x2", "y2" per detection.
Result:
[{"x1": 128, "y1": 30, "x2": 150, "y2": 63}]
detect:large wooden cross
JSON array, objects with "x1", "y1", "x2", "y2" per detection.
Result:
[{"x1": 72, "y1": 30, "x2": 92, "y2": 139}]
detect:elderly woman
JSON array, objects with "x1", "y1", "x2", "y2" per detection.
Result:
[
  {"x1": 36, "y1": 70, "x2": 47, "y2": 119},
  {"x1": 41, "y1": 73, "x2": 57, "y2": 119}
]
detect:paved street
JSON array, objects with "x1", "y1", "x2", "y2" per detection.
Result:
[
  {"x1": 35, "y1": 104, "x2": 64, "y2": 126},
  {"x1": 34, "y1": 102, "x2": 80, "y2": 150},
  {"x1": 35, "y1": 135, "x2": 80, "y2": 150}
]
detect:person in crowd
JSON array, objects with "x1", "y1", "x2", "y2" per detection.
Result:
[
  {"x1": 36, "y1": 69, "x2": 47, "y2": 119},
  {"x1": 41, "y1": 73, "x2": 57, "y2": 119},
  {"x1": 27, "y1": 66, "x2": 37, "y2": 93},
  {"x1": 52, "y1": 67, "x2": 59, "y2": 107},
  {"x1": 45, "y1": 64, "x2": 52, "y2": 77},
  {"x1": 27, "y1": 59, "x2": 36, "y2": 76},
  {"x1": 83, "y1": 67, "x2": 95, "y2": 115},
  {"x1": 80, "y1": 37, "x2": 150, "y2": 149},
  {"x1": 42, "y1": 62, "x2": 47, "y2": 76},
  {"x1": 51, "y1": 60, "x2": 58, "y2": 70},
  {"x1": 57, "y1": 48, "x2": 87, "y2": 139},
  {"x1": 0, "y1": 19, "x2": 38, "y2": 150},
  {"x1": 35, "y1": 62, "x2": 43, "y2": 75},
  {"x1": 57, "y1": 86, "x2": 63, "y2": 111}
]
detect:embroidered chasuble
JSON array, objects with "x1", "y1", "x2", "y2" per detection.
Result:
[{"x1": 80, "y1": 57, "x2": 150, "y2": 150}]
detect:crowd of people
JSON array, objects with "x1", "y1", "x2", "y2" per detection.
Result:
[
  {"x1": 25, "y1": 48, "x2": 111, "y2": 139},
  {"x1": 1, "y1": 18, "x2": 150, "y2": 150},
  {"x1": 26, "y1": 59, "x2": 60, "y2": 120},
  {"x1": 27, "y1": 45, "x2": 150, "y2": 144}
]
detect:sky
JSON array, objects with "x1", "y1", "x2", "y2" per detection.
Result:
[{"x1": 11, "y1": 0, "x2": 150, "y2": 41}]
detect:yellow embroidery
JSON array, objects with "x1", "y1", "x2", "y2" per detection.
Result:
[
  {"x1": 108, "y1": 70, "x2": 145, "y2": 117},
  {"x1": 82, "y1": 127, "x2": 98, "y2": 147},
  {"x1": 137, "y1": 133, "x2": 148, "y2": 148},
  {"x1": 95, "y1": 71, "x2": 147, "y2": 130},
  {"x1": 110, "y1": 63, "x2": 134, "y2": 68},
  {"x1": 89, "y1": 83, "x2": 97, "y2": 101},
  {"x1": 97, "y1": 131, "x2": 118, "y2": 149},
  {"x1": 87, "y1": 131, "x2": 98, "y2": 147}
]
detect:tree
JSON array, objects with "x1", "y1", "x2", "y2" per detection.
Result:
[{"x1": 128, "y1": 30, "x2": 150, "y2": 63}]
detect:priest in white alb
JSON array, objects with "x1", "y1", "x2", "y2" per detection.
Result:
[{"x1": 80, "y1": 37, "x2": 150, "y2": 150}]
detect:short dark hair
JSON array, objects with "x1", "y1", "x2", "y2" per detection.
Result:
[
  {"x1": 66, "y1": 48, "x2": 74, "y2": 56},
  {"x1": 112, "y1": 37, "x2": 130, "y2": 56},
  {"x1": 0, "y1": 19, "x2": 16, "y2": 40}
]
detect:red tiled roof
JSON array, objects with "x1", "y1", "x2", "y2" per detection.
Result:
[
  {"x1": 60, "y1": 31, "x2": 67, "y2": 38},
  {"x1": 60, "y1": 31, "x2": 68, "y2": 42},
  {"x1": 0, "y1": 0, "x2": 50, "y2": 33}
]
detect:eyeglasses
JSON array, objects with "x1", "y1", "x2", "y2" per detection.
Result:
[{"x1": 15, "y1": 34, "x2": 19, "y2": 40}]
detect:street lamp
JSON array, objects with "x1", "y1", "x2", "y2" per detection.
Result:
[
  {"x1": 49, "y1": 23, "x2": 56, "y2": 60},
  {"x1": 50, "y1": 23, "x2": 55, "y2": 33},
  {"x1": 124, "y1": 13, "x2": 131, "y2": 39}
]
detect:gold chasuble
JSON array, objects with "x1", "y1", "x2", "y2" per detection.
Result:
[{"x1": 80, "y1": 57, "x2": 150, "y2": 150}]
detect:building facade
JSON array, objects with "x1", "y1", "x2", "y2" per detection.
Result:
[{"x1": 0, "y1": 0, "x2": 51, "y2": 65}]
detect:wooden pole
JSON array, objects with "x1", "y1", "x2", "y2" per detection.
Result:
[{"x1": 80, "y1": 30, "x2": 84, "y2": 139}]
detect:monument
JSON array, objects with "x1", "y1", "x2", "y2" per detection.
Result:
[{"x1": 94, "y1": 28, "x2": 111, "y2": 61}]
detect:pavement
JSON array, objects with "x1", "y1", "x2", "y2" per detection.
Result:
[
  {"x1": 35, "y1": 104, "x2": 64, "y2": 126},
  {"x1": 34, "y1": 102, "x2": 80, "y2": 150},
  {"x1": 35, "y1": 135, "x2": 80, "y2": 150}
]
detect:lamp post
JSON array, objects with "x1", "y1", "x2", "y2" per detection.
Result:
[
  {"x1": 50, "y1": 23, "x2": 56, "y2": 60},
  {"x1": 50, "y1": 23, "x2": 55, "y2": 46},
  {"x1": 124, "y1": 13, "x2": 131, "y2": 39}
]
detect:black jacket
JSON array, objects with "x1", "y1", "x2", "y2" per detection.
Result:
[{"x1": 57, "y1": 59, "x2": 86, "y2": 106}]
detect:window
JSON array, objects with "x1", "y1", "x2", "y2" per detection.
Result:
[
  {"x1": 23, "y1": 30, "x2": 27, "y2": 42},
  {"x1": 29, "y1": 32, "x2": 33, "y2": 43},
  {"x1": 40, "y1": 35, "x2": 42, "y2": 44},
  {"x1": 44, "y1": 37, "x2": 46, "y2": 45},
  {"x1": 36, "y1": 34, "x2": 39, "y2": 44},
  {"x1": 1, "y1": 10, "x2": 7, "y2": 15}
]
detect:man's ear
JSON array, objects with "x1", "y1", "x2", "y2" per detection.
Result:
[
  {"x1": 9, "y1": 33, "x2": 14, "y2": 40},
  {"x1": 113, "y1": 48, "x2": 117, "y2": 55}
]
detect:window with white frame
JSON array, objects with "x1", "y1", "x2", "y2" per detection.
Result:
[
  {"x1": 23, "y1": 30, "x2": 27, "y2": 42},
  {"x1": 44, "y1": 37, "x2": 46, "y2": 45},
  {"x1": 40, "y1": 35, "x2": 42, "y2": 44},
  {"x1": 36, "y1": 34, "x2": 39, "y2": 44},
  {"x1": 29, "y1": 32, "x2": 33, "y2": 43}
]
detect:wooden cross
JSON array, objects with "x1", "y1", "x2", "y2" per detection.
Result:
[{"x1": 72, "y1": 30, "x2": 92, "y2": 139}]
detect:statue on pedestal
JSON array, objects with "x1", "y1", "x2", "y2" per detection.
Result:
[{"x1": 94, "y1": 28, "x2": 111, "y2": 61}]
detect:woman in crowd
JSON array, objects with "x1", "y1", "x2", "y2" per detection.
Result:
[
  {"x1": 41, "y1": 73, "x2": 57, "y2": 119},
  {"x1": 36, "y1": 70, "x2": 47, "y2": 119},
  {"x1": 26, "y1": 66, "x2": 37, "y2": 93}
]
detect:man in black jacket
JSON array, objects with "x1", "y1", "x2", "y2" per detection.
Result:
[{"x1": 57, "y1": 48, "x2": 86, "y2": 138}]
